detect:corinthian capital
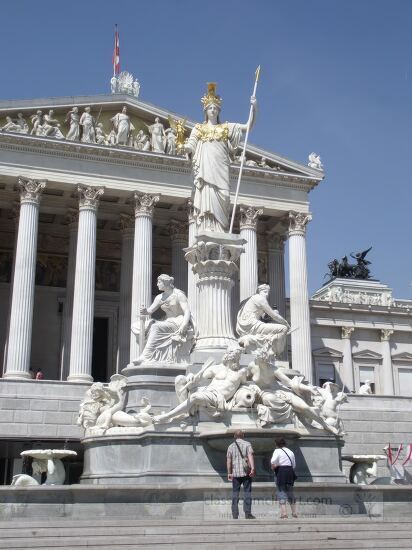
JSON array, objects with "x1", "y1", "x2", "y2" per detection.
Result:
[
  {"x1": 134, "y1": 192, "x2": 160, "y2": 217},
  {"x1": 239, "y1": 206, "x2": 264, "y2": 230},
  {"x1": 288, "y1": 211, "x2": 312, "y2": 236},
  {"x1": 381, "y1": 329, "x2": 394, "y2": 342},
  {"x1": 169, "y1": 219, "x2": 187, "y2": 241},
  {"x1": 341, "y1": 326, "x2": 355, "y2": 339},
  {"x1": 77, "y1": 185, "x2": 104, "y2": 210},
  {"x1": 18, "y1": 177, "x2": 46, "y2": 205}
]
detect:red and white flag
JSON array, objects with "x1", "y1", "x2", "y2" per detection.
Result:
[{"x1": 112, "y1": 25, "x2": 120, "y2": 76}]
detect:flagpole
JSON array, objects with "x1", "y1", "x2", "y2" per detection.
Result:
[{"x1": 229, "y1": 66, "x2": 261, "y2": 234}]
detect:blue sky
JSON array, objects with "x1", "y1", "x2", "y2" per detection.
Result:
[{"x1": 2, "y1": 0, "x2": 411, "y2": 297}]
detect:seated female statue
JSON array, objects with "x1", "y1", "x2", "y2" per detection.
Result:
[{"x1": 134, "y1": 274, "x2": 194, "y2": 364}]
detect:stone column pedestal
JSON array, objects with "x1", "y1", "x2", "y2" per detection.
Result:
[
  {"x1": 288, "y1": 212, "x2": 313, "y2": 383},
  {"x1": 67, "y1": 185, "x2": 104, "y2": 383},
  {"x1": 380, "y1": 329, "x2": 394, "y2": 395},
  {"x1": 239, "y1": 206, "x2": 262, "y2": 301},
  {"x1": 186, "y1": 231, "x2": 245, "y2": 353},
  {"x1": 341, "y1": 327, "x2": 355, "y2": 391},
  {"x1": 4, "y1": 178, "x2": 46, "y2": 379}
]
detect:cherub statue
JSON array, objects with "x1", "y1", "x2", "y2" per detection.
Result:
[
  {"x1": 359, "y1": 380, "x2": 373, "y2": 395},
  {"x1": 313, "y1": 381, "x2": 347, "y2": 435}
]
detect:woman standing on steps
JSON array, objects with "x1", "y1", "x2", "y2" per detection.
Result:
[{"x1": 271, "y1": 437, "x2": 298, "y2": 519}]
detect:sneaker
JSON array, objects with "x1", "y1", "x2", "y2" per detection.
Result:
[
  {"x1": 245, "y1": 514, "x2": 256, "y2": 519},
  {"x1": 232, "y1": 515, "x2": 239, "y2": 519}
]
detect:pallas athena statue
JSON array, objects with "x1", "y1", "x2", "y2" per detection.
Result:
[{"x1": 185, "y1": 83, "x2": 257, "y2": 233}]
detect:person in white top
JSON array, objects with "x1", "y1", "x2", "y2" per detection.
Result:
[{"x1": 271, "y1": 437, "x2": 298, "y2": 519}]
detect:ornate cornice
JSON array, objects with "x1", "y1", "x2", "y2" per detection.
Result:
[
  {"x1": 77, "y1": 185, "x2": 104, "y2": 211},
  {"x1": 0, "y1": 133, "x2": 321, "y2": 192},
  {"x1": 380, "y1": 329, "x2": 394, "y2": 342},
  {"x1": 239, "y1": 205, "x2": 264, "y2": 230},
  {"x1": 169, "y1": 219, "x2": 187, "y2": 242},
  {"x1": 18, "y1": 177, "x2": 46, "y2": 206},
  {"x1": 288, "y1": 211, "x2": 312, "y2": 236},
  {"x1": 341, "y1": 326, "x2": 355, "y2": 339},
  {"x1": 134, "y1": 192, "x2": 160, "y2": 218}
]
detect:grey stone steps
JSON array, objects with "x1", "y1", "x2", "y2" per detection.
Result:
[
  {"x1": 1, "y1": 527, "x2": 412, "y2": 549},
  {"x1": 0, "y1": 521, "x2": 409, "y2": 538}
]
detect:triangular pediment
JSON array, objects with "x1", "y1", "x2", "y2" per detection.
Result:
[
  {"x1": 0, "y1": 93, "x2": 322, "y2": 182},
  {"x1": 312, "y1": 346, "x2": 343, "y2": 358},
  {"x1": 391, "y1": 352, "x2": 412, "y2": 362},
  {"x1": 352, "y1": 349, "x2": 382, "y2": 360}
]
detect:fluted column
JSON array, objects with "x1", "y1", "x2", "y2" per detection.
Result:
[
  {"x1": 169, "y1": 219, "x2": 188, "y2": 292},
  {"x1": 117, "y1": 213, "x2": 134, "y2": 372},
  {"x1": 267, "y1": 233, "x2": 287, "y2": 318},
  {"x1": 2, "y1": 203, "x2": 20, "y2": 375},
  {"x1": 186, "y1": 199, "x2": 198, "y2": 324},
  {"x1": 239, "y1": 206, "x2": 263, "y2": 301},
  {"x1": 59, "y1": 209, "x2": 78, "y2": 380},
  {"x1": 341, "y1": 327, "x2": 355, "y2": 391},
  {"x1": 380, "y1": 329, "x2": 394, "y2": 395},
  {"x1": 67, "y1": 185, "x2": 104, "y2": 382},
  {"x1": 129, "y1": 192, "x2": 160, "y2": 362},
  {"x1": 4, "y1": 178, "x2": 46, "y2": 379},
  {"x1": 288, "y1": 211, "x2": 313, "y2": 383}
]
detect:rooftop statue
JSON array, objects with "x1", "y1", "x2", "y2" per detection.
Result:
[
  {"x1": 146, "y1": 117, "x2": 166, "y2": 153},
  {"x1": 308, "y1": 152, "x2": 323, "y2": 170},
  {"x1": 42, "y1": 110, "x2": 64, "y2": 139},
  {"x1": 110, "y1": 71, "x2": 140, "y2": 98},
  {"x1": 110, "y1": 106, "x2": 135, "y2": 146},
  {"x1": 65, "y1": 107, "x2": 80, "y2": 141},
  {"x1": 80, "y1": 107, "x2": 96, "y2": 143},
  {"x1": 185, "y1": 83, "x2": 257, "y2": 233},
  {"x1": 326, "y1": 247, "x2": 372, "y2": 281}
]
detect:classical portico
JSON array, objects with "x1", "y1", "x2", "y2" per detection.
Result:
[{"x1": 0, "y1": 93, "x2": 322, "y2": 383}]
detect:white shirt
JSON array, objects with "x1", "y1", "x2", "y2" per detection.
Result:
[{"x1": 271, "y1": 447, "x2": 296, "y2": 468}]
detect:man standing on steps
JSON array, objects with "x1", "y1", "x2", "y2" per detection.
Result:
[{"x1": 227, "y1": 430, "x2": 256, "y2": 519}]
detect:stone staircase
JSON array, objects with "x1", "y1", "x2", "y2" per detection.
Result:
[{"x1": 0, "y1": 517, "x2": 411, "y2": 549}]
